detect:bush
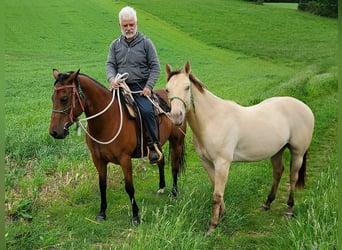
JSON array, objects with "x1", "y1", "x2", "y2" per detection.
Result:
[
  {"x1": 298, "y1": 0, "x2": 338, "y2": 18},
  {"x1": 243, "y1": 0, "x2": 337, "y2": 18}
]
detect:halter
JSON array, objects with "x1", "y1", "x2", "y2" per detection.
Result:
[{"x1": 168, "y1": 81, "x2": 195, "y2": 112}]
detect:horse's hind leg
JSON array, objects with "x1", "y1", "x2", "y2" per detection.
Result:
[
  {"x1": 262, "y1": 148, "x2": 285, "y2": 211},
  {"x1": 169, "y1": 136, "x2": 185, "y2": 198},
  {"x1": 285, "y1": 150, "x2": 306, "y2": 217}
]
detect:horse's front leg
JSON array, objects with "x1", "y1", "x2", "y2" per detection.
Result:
[
  {"x1": 156, "y1": 157, "x2": 166, "y2": 195},
  {"x1": 121, "y1": 157, "x2": 140, "y2": 225},
  {"x1": 207, "y1": 160, "x2": 230, "y2": 235},
  {"x1": 93, "y1": 160, "x2": 108, "y2": 221}
]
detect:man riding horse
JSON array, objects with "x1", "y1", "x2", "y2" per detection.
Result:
[{"x1": 106, "y1": 6, "x2": 162, "y2": 163}]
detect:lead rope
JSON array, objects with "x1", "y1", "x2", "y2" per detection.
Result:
[{"x1": 119, "y1": 81, "x2": 186, "y2": 136}]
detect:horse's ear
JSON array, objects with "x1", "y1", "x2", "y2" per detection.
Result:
[
  {"x1": 53, "y1": 69, "x2": 59, "y2": 79},
  {"x1": 182, "y1": 61, "x2": 191, "y2": 75},
  {"x1": 165, "y1": 64, "x2": 172, "y2": 77},
  {"x1": 69, "y1": 69, "x2": 80, "y2": 81}
]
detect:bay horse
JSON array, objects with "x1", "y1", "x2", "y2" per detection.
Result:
[
  {"x1": 165, "y1": 61, "x2": 314, "y2": 235},
  {"x1": 49, "y1": 69, "x2": 186, "y2": 225}
]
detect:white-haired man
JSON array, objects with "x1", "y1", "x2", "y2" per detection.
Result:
[{"x1": 106, "y1": 6, "x2": 162, "y2": 163}]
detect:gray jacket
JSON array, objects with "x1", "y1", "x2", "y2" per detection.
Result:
[{"x1": 106, "y1": 32, "x2": 160, "y2": 90}]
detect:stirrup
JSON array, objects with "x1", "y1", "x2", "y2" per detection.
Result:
[{"x1": 147, "y1": 143, "x2": 163, "y2": 164}]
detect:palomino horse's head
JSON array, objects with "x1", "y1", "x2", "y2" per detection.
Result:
[
  {"x1": 165, "y1": 61, "x2": 192, "y2": 126},
  {"x1": 49, "y1": 69, "x2": 85, "y2": 139},
  {"x1": 166, "y1": 61, "x2": 205, "y2": 126}
]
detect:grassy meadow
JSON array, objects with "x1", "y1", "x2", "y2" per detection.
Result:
[{"x1": 4, "y1": 0, "x2": 337, "y2": 249}]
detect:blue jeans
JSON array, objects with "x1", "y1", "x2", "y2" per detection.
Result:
[{"x1": 131, "y1": 89, "x2": 159, "y2": 144}]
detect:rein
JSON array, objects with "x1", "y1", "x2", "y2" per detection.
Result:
[
  {"x1": 76, "y1": 89, "x2": 124, "y2": 145},
  {"x1": 52, "y1": 77, "x2": 122, "y2": 145},
  {"x1": 53, "y1": 73, "x2": 185, "y2": 148}
]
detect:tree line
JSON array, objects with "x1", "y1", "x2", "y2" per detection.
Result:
[{"x1": 244, "y1": 0, "x2": 338, "y2": 18}]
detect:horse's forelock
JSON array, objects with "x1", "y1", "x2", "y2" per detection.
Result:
[
  {"x1": 54, "y1": 72, "x2": 72, "y2": 86},
  {"x1": 167, "y1": 70, "x2": 182, "y2": 81},
  {"x1": 167, "y1": 70, "x2": 205, "y2": 93}
]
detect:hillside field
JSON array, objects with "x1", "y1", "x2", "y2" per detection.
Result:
[{"x1": 4, "y1": 0, "x2": 337, "y2": 249}]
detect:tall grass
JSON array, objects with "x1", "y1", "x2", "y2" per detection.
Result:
[{"x1": 5, "y1": 0, "x2": 337, "y2": 249}]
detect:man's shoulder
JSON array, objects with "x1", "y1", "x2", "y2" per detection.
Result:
[{"x1": 110, "y1": 36, "x2": 126, "y2": 49}]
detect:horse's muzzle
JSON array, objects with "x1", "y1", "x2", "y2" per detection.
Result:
[
  {"x1": 169, "y1": 111, "x2": 184, "y2": 127},
  {"x1": 49, "y1": 128, "x2": 70, "y2": 139}
]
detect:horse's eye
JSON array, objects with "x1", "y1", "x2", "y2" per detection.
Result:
[
  {"x1": 185, "y1": 85, "x2": 190, "y2": 91},
  {"x1": 165, "y1": 89, "x2": 169, "y2": 93},
  {"x1": 61, "y1": 96, "x2": 68, "y2": 104}
]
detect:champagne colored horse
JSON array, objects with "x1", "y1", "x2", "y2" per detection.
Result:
[
  {"x1": 165, "y1": 61, "x2": 314, "y2": 235},
  {"x1": 49, "y1": 69, "x2": 186, "y2": 225}
]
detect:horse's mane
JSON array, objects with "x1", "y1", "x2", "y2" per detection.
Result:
[
  {"x1": 79, "y1": 73, "x2": 109, "y2": 91},
  {"x1": 54, "y1": 71, "x2": 109, "y2": 92},
  {"x1": 167, "y1": 70, "x2": 206, "y2": 94}
]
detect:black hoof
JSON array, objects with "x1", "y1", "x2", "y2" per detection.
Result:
[
  {"x1": 131, "y1": 216, "x2": 140, "y2": 226},
  {"x1": 170, "y1": 186, "x2": 178, "y2": 199}
]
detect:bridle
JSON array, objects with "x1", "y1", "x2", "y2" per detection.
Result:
[
  {"x1": 52, "y1": 82, "x2": 85, "y2": 125},
  {"x1": 52, "y1": 77, "x2": 121, "y2": 144},
  {"x1": 52, "y1": 73, "x2": 186, "y2": 147}
]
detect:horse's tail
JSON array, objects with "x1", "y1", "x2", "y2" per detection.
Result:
[
  {"x1": 296, "y1": 151, "x2": 307, "y2": 189},
  {"x1": 168, "y1": 139, "x2": 186, "y2": 175},
  {"x1": 178, "y1": 142, "x2": 186, "y2": 174}
]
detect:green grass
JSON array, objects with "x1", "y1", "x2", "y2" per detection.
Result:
[
  {"x1": 263, "y1": 3, "x2": 298, "y2": 10},
  {"x1": 5, "y1": 0, "x2": 337, "y2": 249}
]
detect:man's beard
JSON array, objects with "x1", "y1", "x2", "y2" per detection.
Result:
[{"x1": 121, "y1": 27, "x2": 137, "y2": 39}]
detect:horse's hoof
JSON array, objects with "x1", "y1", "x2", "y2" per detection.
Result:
[
  {"x1": 168, "y1": 192, "x2": 177, "y2": 200},
  {"x1": 157, "y1": 188, "x2": 165, "y2": 195},
  {"x1": 206, "y1": 227, "x2": 215, "y2": 236},
  {"x1": 170, "y1": 188, "x2": 178, "y2": 199},
  {"x1": 131, "y1": 216, "x2": 140, "y2": 226},
  {"x1": 260, "y1": 204, "x2": 270, "y2": 211},
  {"x1": 96, "y1": 215, "x2": 106, "y2": 221},
  {"x1": 284, "y1": 211, "x2": 295, "y2": 218}
]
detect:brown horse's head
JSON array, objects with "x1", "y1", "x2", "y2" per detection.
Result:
[{"x1": 49, "y1": 69, "x2": 85, "y2": 139}]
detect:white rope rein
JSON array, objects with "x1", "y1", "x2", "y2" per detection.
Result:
[
  {"x1": 114, "y1": 74, "x2": 186, "y2": 136},
  {"x1": 77, "y1": 89, "x2": 123, "y2": 144},
  {"x1": 76, "y1": 72, "x2": 185, "y2": 146},
  {"x1": 75, "y1": 74, "x2": 129, "y2": 145}
]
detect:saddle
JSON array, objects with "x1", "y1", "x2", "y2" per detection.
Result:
[{"x1": 119, "y1": 87, "x2": 170, "y2": 158}]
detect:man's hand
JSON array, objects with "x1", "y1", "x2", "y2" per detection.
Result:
[
  {"x1": 141, "y1": 87, "x2": 151, "y2": 97},
  {"x1": 110, "y1": 79, "x2": 120, "y2": 90}
]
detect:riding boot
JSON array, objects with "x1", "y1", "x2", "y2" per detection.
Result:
[{"x1": 147, "y1": 142, "x2": 163, "y2": 164}]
